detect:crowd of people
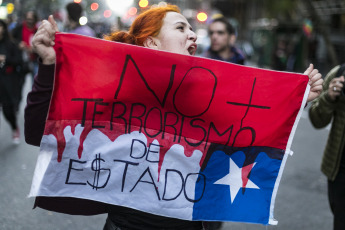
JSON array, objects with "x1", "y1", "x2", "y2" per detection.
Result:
[
  {"x1": 0, "y1": 1, "x2": 343, "y2": 230},
  {"x1": 0, "y1": 10, "x2": 39, "y2": 144},
  {"x1": 0, "y1": 3, "x2": 96, "y2": 145}
]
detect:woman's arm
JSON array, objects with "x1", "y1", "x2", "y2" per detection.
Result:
[
  {"x1": 309, "y1": 66, "x2": 342, "y2": 129},
  {"x1": 24, "y1": 62, "x2": 55, "y2": 146}
]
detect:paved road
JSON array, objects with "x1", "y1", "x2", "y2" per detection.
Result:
[{"x1": 0, "y1": 76, "x2": 332, "y2": 229}]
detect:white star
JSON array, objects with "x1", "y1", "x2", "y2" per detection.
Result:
[{"x1": 214, "y1": 158, "x2": 259, "y2": 203}]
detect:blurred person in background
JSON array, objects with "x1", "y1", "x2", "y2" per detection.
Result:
[
  {"x1": 0, "y1": 19, "x2": 23, "y2": 144},
  {"x1": 272, "y1": 39, "x2": 288, "y2": 71},
  {"x1": 309, "y1": 64, "x2": 345, "y2": 230},
  {"x1": 7, "y1": 14, "x2": 18, "y2": 32},
  {"x1": 12, "y1": 10, "x2": 39, "y2": 101},
  {"x1": 204, "y1": 17, "x2": 245, "y2": 65},
  {"x1": 65, "y1": 2, "x2": 95, "y2": 37},
  {"x1": 204, "y1": 18, "x2": 245, "y2": 228}
]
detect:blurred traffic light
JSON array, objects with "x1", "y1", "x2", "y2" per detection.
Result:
[
  {"x1": 74, "y1": 0, "x2": 82, "y2": 3},
  {"x1": 197, "y1": 12, "x2": 207, "y2": 22}
]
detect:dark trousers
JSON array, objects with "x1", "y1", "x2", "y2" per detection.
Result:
[
  {"x1": 1, "y1": 104, "x2": 17, "y2": 130},
  {"x1": 328, "y1": 167, "x2": 345, "y2": 230},
  {"x1": 0, "y1": 73, "x2": 19, "y2": 130}
]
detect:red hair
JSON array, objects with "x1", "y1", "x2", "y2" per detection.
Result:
[{"x1": 104, "y1": 5, "x2": 180, "y2": 46}]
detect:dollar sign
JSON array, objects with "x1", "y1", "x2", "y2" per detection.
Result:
[{"x1": 87, "y1": 153, "x2": 111, "y2": 190}]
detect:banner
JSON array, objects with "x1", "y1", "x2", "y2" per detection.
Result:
[{"x1": 30, "y1": 33, "x2": 309, "y2": 225}]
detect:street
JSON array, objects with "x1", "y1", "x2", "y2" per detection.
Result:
[{"x1": 0, "y1": 75, "x2": 332, "y2": 230}]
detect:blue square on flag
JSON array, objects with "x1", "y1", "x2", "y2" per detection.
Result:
[{"x1": 193, "y1": 147, "x2": 283, "y2": 224}]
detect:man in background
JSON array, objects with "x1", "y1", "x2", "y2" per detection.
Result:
[
  {"x1": 204, "y1": 17, "x2": 245, "y2": 65},
  {"x1": 12, "y1": 10, "x2": 38, "y2": 108},
  {"x1": 65, "y1": 2, "x2": 95, "y2": 37}
]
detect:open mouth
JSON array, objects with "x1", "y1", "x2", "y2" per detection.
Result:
[{"x1": 188, "y1": 44, "x2": 197, "y2": 55}]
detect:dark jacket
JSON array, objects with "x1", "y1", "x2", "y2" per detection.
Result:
[
  {"x1": 309, "y1": 65, "x2": 345, "y2": 181},
  {"x1": 0, "y1": 37, "x2": 23, "y2": 105},
  {"x1": 204, "y1": 46, "x2": 245, "y2": 65}
]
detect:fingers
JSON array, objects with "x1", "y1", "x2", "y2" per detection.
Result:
[
  {"x1": 303, "y1": 63, "x2": 313, "y2": 76},
  {"x1": 34, "y1": 19, "x2": 56, "y2": 46},
  {"x1": 48, "y1": 15, "x2": 59, "y2": 32},
  {"x1": 309, "y1": 70, "x2": 322, "y2": 84},
  {"x1": 328, "y1": 77, "x2": 344, "y2": 100},
  {"x1": 31, "y1": 16, "x2": 57, "y2": 64},
  {"x1": 330, "y1": 77, "x2": 344, "y2": 92},
  {"x1": 307, "y1": 65, "x2": 323, "y2": 89},
  {"x1": 310, "y1": 78, "x2": 323, "y2": 89}
]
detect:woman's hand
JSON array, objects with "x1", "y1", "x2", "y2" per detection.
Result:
[
  {"x1": 327, "y1": 76, "x2": 345, "y2": 101},
  {"x1": 304, "y1": 64, "x2": 323, "y2": 102},
  {"x1": 32, "y1": 15, "x2": 59, "y2": 65}
]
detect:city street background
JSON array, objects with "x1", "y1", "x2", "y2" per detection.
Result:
[
  {"x1": 0, "y1": 74, "x2": 333, "y2": 229},
  {"x1": 1, "y1": 0, "x2": 344, "y2": 229}
]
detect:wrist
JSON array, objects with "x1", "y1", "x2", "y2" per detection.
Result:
[
  {"x1": 326, "y1": 92, "x2": 336, "y2": 102},
  {"x1": 42, "y1": 57, "x2": 56, "y2": 65}
]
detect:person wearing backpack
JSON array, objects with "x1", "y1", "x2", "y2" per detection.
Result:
[{"x1": 309, "y1": 64, "x2": 345, "y2": 230}]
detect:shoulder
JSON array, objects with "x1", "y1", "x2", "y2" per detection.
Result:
[
  {"x1": 324, "y1": 65, "x2": 341, "y2": 83},
  {"x1": 232, "y1": 47, "x2": 245, "y2": 58},
  {"x1": 76, "y1": 25, "x2": 95, "y2": 37}
]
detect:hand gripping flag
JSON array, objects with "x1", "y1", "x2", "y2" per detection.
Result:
[{"x1": 29, "y1": 33, "x2": 309, "y2": 225}]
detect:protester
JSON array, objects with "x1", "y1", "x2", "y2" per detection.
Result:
[
  {"x1": 64, "y1": 2, "x2": 95, "y2": 37},
  {"x1": 309, "y1": 64, "x2": 345, "y2": 230},
  {"x1": 12, "y1": 10, "x2": 38, "y2": 103},
  {"x1": 204, "y1": 17, "x2": 245, "y2": 65},
  {"x1": 0, "y1": 19, "x2": 23, "y2": 144},
  {"x1": 25, "y1": 5, "x2": 323, "y2": 230}
]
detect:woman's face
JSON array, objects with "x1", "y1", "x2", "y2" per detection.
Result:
[{"x1": 151, "y1": 12, "x2": 197, "y2": 56}]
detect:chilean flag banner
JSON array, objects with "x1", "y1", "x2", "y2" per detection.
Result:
[{"x1": 29, "y1": 33, "x2": 309, "y2": 225}]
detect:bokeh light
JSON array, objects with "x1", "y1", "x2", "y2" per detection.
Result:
[
  {"x1": 7, "y1": 3, "x2": 14, "y2": 14},
  {"x1": 104, "y1": 10, "x2": 112, "y2": 18},
  {"x1": 106, "y1": 0, "x2": 134, "y2": 17},
  {"x1": 197, "y1": 12, "x2": 208, "y2": 22},
  {"x1": 158, "y1": 2, "x2": 167, "y2": 7},
  {"x1": 128, "y1": 7, "x2": 137, "y2": 16},
  {"x1": 79, "y1": 16, "x2": 88, "y2": 25},
  {"x1": 90, "y1": 3, "x2": 99, "y2": 11},
  {"x1": 139, "y1": 0, "x2": 149, "y2": 8}
]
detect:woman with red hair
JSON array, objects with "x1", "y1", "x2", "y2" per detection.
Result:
[
  {"x1": 25, "y1": 4, "x2": 322, "y2": 230},
  {"x1": 26, "y1": 5, "x2": 203, "y2": 230}
]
